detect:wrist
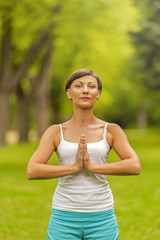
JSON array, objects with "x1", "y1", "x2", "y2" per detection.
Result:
[
  {"x1": 86, "y1": 162, "x2": 94, "y2": 172},
  {"x1": 88, "y1": 163, "x2": 107, "y2": 174},
  {"x1": 72, "y1": 163, "x2": 81, "y2": 173}
]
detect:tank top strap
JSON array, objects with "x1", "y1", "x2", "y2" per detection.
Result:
[
  {"x1": 59, "y1": 124, "x2": 64, "y2": 141},
  {"x1": 103, "y1": 122, "x2": 109, "y2": 140}
]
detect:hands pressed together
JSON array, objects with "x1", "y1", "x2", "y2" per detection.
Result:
[
  {"x1": 74, "y1": 135, "x2": 93, "y2": 172},
  {"x1": 27, "y1": 128, "x2": 141, "y2": 180}
]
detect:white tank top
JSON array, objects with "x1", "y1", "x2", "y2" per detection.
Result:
[{"x1": 52, "y1": 122, "x2": 114, "y2": 212}]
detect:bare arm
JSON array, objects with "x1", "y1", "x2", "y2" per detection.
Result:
[
  {"x1": 26, "y1": 125, "x2": 83, "y2": 180},
  {"x1": 84, "y1": 124, "x2": 141, "y2": 176}
]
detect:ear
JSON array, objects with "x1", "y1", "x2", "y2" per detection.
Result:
[
  {"x1": 97, "y1": 89, "x2": 101, "y2": 100},
  {"x1": 66, "y1": 89, "x2": 72, "y2": 100}
]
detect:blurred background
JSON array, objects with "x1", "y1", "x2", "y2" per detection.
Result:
[
  {"x1": 0, "y1": 0, "x2": 160, "y2": 146},
  {"x1": 1, "y1": 1, "x2": 160, "y2": 239}
]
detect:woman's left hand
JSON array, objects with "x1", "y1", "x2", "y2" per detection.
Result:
[{"x1": 82, "y1": 135, "x2": 93, "y2": 171}]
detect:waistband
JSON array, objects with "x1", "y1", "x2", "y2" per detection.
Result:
[{"x1": 51, "y1": 207, "x2": 115, "y2": 220}]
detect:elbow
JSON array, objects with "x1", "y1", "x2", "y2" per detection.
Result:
[
  {"x1": 133, "y1": 159, "x2": 141, "y2": 175},
  {"x1": 134, "y1": 165, "x2": 141, "y2": 175},
  {"x1": 26, "y1": 169, "x2": 33, "y2": 180},
  {"x1": 27, "y1": 172, "x2": 33, "y2": 180},
  {"x1": 26, "y1": 164, "x2": 36, "y2": 180}
]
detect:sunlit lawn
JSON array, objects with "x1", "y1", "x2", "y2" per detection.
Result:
[{"x1": 0, "y1": 129, "x2": 160, "y2": 240}]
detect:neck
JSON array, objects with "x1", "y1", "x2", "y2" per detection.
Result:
[{"x1": 71, "y1": 107, "x2": 96, "y2": 127}]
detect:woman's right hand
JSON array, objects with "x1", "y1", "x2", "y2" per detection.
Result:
[{"x1": 74, "y1": 135, "x2": 85, "y2": 172}]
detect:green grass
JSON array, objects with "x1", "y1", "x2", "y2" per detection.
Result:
[{"x1": 0, "y1": 129, "x2": 160, "y2": 239}]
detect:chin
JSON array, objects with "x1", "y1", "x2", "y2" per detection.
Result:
[
  {"x1": 74, "y1": 100, "x2": 96, "y2": 109},
  {"x1": 79, "y1": 103, "x2": 95, "y2": 109}
]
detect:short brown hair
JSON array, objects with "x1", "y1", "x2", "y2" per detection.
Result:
[{"x1": 65, "y1": 69, "x2": 102, "y2": 92}]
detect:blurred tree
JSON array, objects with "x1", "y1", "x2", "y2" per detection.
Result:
[
  {"x1": 15, "y1": 41, "x2": 53, "y2": 141},
  {"x1": 32, "y1": 41, "x2": 53, "y2": 138},
  {"x1": 130, "y1": 0, "x2": 160, "y2": 128},
  {"x1": 50, "y1": 0, "x2": 139, "y2": 127},
  {"x1": 16, "y1": 82, "x2": 29, "y2": 142},
  {"x1": 0, "y1": 0, "x2": 59, "y2": 145},
  {"x1": 0, "y1": 0, "x2": 141, "y2": 146}
]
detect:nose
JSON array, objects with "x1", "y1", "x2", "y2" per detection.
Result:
[{"x1": 83, "y1": 85, "x2": 88, "y2": 93}]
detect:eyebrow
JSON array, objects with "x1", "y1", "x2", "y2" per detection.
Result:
[{"x1": 73, "y1": 81, "x2": 96, "y2": 84}]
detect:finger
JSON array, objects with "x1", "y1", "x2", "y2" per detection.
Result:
[
  {"x1": 84, "y1": 143, "x2": 87, "y2": 151},
  {"x1": 81, "y1": 134, "x2": 85, "y2": 138},
  {"x1": 78, "y1": 142, "x2": 83, "y2": 152},
  {"x1": 80, "y1": 135, "x2": 84, "y2": 143},
  {"x1": 83, "y1": 140, "x2": 87, "y2": 147},
  {"x1": 78, "y1": 140, "x2": 84, "y2": 154},
  {"x1": 80, "y1": 134, "x2": 86, "y2": 140},
  {"x1": 79, "y1": 135, "x2": 85, "y2": 142},
  {"x1": 79, "y1": 136, "x2": 85, "y2": 146},
  {"x1": 84, "y1": 149, "x2": 89, "y2": 161}
]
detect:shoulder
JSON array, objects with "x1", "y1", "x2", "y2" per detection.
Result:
[
  {"x1": 40, "y1": 124, "x2": 60, "y2": 147},
  {"x1": 107, "y1": 123, "x2": 126, "y2": 147},
  {"x1": 107, "y1": 123, "x2": 124, "y2": 134},
  {"x1": 43, "y1": 124, "x2": 60, "y2": 137}
]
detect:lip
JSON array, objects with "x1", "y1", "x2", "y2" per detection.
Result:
[{"x1": 80, "y1": 97, "x2": 90, "y2": 100}]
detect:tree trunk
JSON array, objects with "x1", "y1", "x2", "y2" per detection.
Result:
[
  {"x1": 16, "y1": 97, "x2": 29, "y2": 141},
  {"x1": 0, "y1": 92, "x2": 10, "y2": 146},
  {"x1": 137, "y1": 104, "x2": 148, "y2": 129},
  {"x1": 0, "y1": 4, "x2": 60, "y2": 145},
  {"x1": 32, "y1": 42, "x2": 53, "y2": 137},
  {"x1": 35, "y1": 96, "x2": 50, "y2": 137},
  {"x1": 53, "y1": 107, "x2": 61, "y2": 124},
  {"x1": 16, "y1": 84, "x2": 29, "y2": 142},
  {"x1": 0, "y1": 15, "x2": 12, "y2": 146},
  {"x1": 0, "y1": 28, "x2": 50, "y2": 145}
]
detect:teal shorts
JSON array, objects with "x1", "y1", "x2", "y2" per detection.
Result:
[{"x1": 47, "y1": 208, "x2": 119, "y2": 240}]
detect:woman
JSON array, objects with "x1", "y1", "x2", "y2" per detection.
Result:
[{"x1": 27, "y1": 69, "x2": 141, "y2": 240}]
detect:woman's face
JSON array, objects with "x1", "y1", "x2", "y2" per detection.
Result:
[{"x1": 66, "y1": 75, "x2": 101, "y2": 108}]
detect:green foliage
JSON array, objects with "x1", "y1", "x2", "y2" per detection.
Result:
[
  {"x1": 51, "y1": 0, "x2": 140, "y2": 123},
  {"x1": 128, "y1": 0, "x2": 160, "y2": 125},
  {"x1": 1, "y1": 0, "x2": 159, "y2": 130},
  {"x1": 0, "y1": 129, "x2": 160, "y2": 239}
]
